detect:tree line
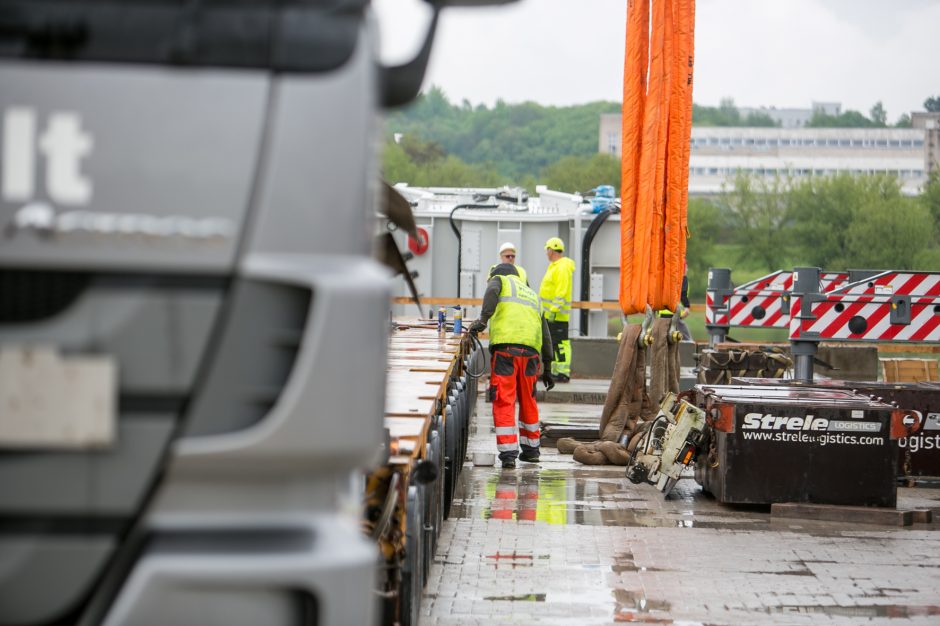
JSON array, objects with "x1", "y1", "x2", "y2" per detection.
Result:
[
  {"x1": 385, "y1": 88, "x2": 934, "y2": 186},
  {"x1": 685, "y1": 171, "x2": 940, "y2": 295},
  {"x1": 385, "y1": 89, "x2": 940, "y2": 297}
]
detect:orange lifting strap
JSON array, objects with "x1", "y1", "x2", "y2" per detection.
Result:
[{"x1": 619, "y1": 0, "x2": 695, "y2": 315}]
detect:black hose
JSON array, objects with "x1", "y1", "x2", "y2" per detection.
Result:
[
  {"x1": 449, "y1": 204, "x2": 498, "y2": 298},
  {"x1": 579, "y1": 204, "x2": 620, "y2": 336},
  {"x1": 464, "y1": 330, "x2": 486, "y2": 379}
]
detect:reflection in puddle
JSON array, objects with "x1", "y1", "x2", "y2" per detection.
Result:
[
  {"x1": 613, "y1": 588, "x2": 673, "y2": 623},
  {"x1": 770, "y1": 604, "x2": 940, "y2": 618},
  {"x1": 452, "y1": 466, "x2": 776, "y2": 530},
  {"x1": 478, "y1": 586, "x2": 677, "y2": 624},
  {"x1": 482, "y1": 593, "x2": 546, "y2": 602},
  {"x1": 484, "y1": 551, "x2": 533, "y2": 568}
]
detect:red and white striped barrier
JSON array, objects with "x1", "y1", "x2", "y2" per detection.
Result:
[
  {"x1": 790, "y1": 271, "x2": 940, "y2": 343},
  {"x1": 718, "y1": 271, "x2": 849, "y2": 330}
]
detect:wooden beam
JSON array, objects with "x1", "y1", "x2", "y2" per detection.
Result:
[{"x1": 392, "y1": 297, "x2": 707, "y2": 312}]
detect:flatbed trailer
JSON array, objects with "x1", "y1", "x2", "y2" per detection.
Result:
[{"x1": 368, "y1": 322, "x2": 482, "y2": 626}]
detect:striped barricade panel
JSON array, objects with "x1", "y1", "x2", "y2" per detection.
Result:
[
  {"x1": 729, "y1": 290, "x2": 789, "y2": 328},
  {"x1": 725, "y1": 272, "x2": 847, "y2": 330},
  {"x1": 788, "y1": 296, "x2": 803, "y2": 339},
  {"x1": 705, "y1": 291, "x2": 730, "y2": 326},
  {"x1": 839, "y1": 271, "x2": 940, "y2": 297},
  {"x1": 797, "y1": 297, "x2": 940, "y2": 342},
  {"x1": 820, "y1": 272, "x2": 850, "y2": 292}
]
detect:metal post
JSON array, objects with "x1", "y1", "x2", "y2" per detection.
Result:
[
  {"x1": 705, "y1": 268, "x2": 732, "y2": 347},
  {"x1": 791, "y1": 341, "x2": 816, "y2": 383},
  {"x1": 790, "y1": 267, "x2": 821, "y2": 383}
]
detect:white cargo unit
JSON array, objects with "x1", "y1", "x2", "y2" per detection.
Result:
[{"x1": 390, "y1": 185, "x2": 624, "y2": 337}]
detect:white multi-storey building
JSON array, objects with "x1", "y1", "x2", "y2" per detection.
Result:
[{"x1": 598, "y1": 113, "x2": 932, "y2": 195}]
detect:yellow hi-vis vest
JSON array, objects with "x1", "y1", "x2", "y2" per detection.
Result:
[
  {"x1": 489, "y1": 275, "x2": 543, "y2": 352},
  {"x1": 488, "y1": 263, "x2": 527, "y2": 285}
]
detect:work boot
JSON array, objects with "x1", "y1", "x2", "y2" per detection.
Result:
[
  {"x1": 554, "y1": 374, "x2": 570, "y2": 383},
  {"x1": 501, "y1": 459, "x2": 516, "y2": 469},
  {"x1": 519, "y1": 451, "x2": 540, "y2": 463}
]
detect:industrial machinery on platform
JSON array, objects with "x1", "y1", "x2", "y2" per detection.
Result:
[
  {"x1": 627, "y1": 385, "x2": 924, "y2": 506},
  {"x1": 626, "y1": 392, "x2": 707, "y2": 496},
  {"x1": 731, "y1": 377, "x2": 940, "y2": 482},
  {"x1": 692, "y1": 384, "x2": 923, "y2": 506},
  {"x1": 0, "y1": 1, "x2": 509, "y2": 624},
  {"x1": 700, "y1": 266, "x2": 940, "y2": 489}
]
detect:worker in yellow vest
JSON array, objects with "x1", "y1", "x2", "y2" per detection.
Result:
[
  {"x1": 469, "y1": 264, "x2": 554, "y2": 469},
  {"x1": 539, "y1": 237, "x2": 576, "y2": 382},
  {"x1": 488, "y1": 241, "x2": 528, "y2": 285}
]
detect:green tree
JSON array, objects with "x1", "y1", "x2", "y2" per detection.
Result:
[
  {"x1": 921, "y1": 170, "x2": 940, "y2": 243},
  {"x1": 382, "y1": 141, "x2": 419, "y2": 185},
  {"x1": 382, "y1": 139, "x2": 506, "y2": 188},
  {"x1": 692, "y1": 97, "x2": 775, "y2": 127},
  {"x1": 806, "y1": 109, "x2": 876, "y2": 128},
  {"x1": 399, "y1": 134, "x2": 445, "y2": 164},
  {"x1": 721, "y1": 172, "x2": 791, "y2": 272},
  {"x1": 717, "y1": 97, "x2": 741, "y2": 125},
  {"x1": 895, "y1": 113, "x2": 912, "y2": 128},
  {"x1": 415, "y1": 155, "x2": 506, "y2": 188},
  {"x1": 869, "y1": 101, "x2": 887, "y2": 126},
  {"x1": 925, "y1": 96, "x2": 940, "y2": 112},
  {"x1": 787, "y1": 174, "x2": 902, "y2": 269},
  {"x1": 846, "y1": 196, "x2": 932, "y2": 269},
  {"x1": 742, "y1": 111, "x2": 779, "y2": 127},
  {"x1": 540, "y1": 154, "x2": 620, "y2": 194},
  {"x1": 685, "y1": 198, "x2": 725, "y2": 295},
  {"x1": 386, "y1": 87, "x2": 620, "y2": 181}
]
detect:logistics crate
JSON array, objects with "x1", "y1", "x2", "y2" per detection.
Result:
[
  {"x1": 733, "y1": 377, "x2": 940, "y2": 480},
  {"x1": 691, "y1": 384, "x2": 920, "y2": 507}
]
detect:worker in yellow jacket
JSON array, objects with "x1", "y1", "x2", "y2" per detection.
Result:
[{"x1": 539, "y1": 237, "x2": 576, "y2": 382}]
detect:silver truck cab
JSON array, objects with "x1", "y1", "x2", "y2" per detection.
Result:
[{"x1": 0, "y1": 1, "x2": 510, "y2": 623}]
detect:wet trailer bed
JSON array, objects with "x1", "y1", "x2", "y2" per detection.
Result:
[{"x1": 420, "y1": 385, "x2": 940, "y2": 626}]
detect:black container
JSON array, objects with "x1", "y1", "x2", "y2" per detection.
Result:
[
  {"x1": 733, "y1": 378, "x2": 940, "y2": 479},
  {"x1": 693, "y1": 385, "x2": 901, "y2": 507}
]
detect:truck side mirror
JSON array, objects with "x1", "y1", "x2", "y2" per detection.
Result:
[{"x1": 380, "y1": 0, "x2": 519, "y2": 108}]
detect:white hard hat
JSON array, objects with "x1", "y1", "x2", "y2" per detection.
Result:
[{"x1": 498, "y1": 242, "x2": 517, "y2": 254}]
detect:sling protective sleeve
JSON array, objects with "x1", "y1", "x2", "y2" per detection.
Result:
[{"x1": 619, "y1": 0, "x2": 695, "y2": 315}]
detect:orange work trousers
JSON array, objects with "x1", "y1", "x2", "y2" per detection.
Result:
[{"x1": 490, "y1": 346, "x2": 541, "y2": 462}]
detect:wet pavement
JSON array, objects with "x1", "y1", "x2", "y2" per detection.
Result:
[{"x1": 419, "y1": 382, "x2": 940, "y2": 625}]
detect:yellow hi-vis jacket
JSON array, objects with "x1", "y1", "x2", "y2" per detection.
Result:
[
  {"x1": 490, "y1": 275, "x2": 543, "y2": 352},
  {"x1": 539, "y1": 257, "x2": 575, "y2": 322}
]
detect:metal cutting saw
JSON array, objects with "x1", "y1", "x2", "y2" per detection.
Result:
[{"x1": 626, "y1": 392, "x2": 707, "y2": 495}]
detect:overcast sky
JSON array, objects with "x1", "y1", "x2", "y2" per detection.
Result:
[{"x1": 374, "y1": 0, "x2": 940, "y2": 121}]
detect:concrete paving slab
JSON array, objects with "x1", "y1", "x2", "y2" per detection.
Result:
[
  {"x1": 772, "y1": 502, "x2": 924, "y2": 527},
  {"x1": 421, "y1": 393, "x2": 940, "y2": 626}
]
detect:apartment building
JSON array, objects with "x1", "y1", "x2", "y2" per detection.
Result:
[{"x1": 598, "y1": 112, "x2": 931, "y2": 195}]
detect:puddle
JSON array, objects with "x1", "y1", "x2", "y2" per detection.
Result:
[
  {"x1": 613, "y1": 588, "x2": 673, "y2": 623},
  {"x1": 482, "y1": 593, "x2": 546, "y2": 602},
  {"x1": 478, "y1": 586, "x2": 676, "y2": 624},
  {"x1": 484, "y1": 551, "x2": 534, "y2": 568},
  {"x1": 769, "y1": 604, "x2": 940, "y2": 618},
  {"x1": 452, "y1": 463, "x2": 897, "y2": 534},
  {"x1": 454, "y1": 467, "x2": 773, "y2": 529}
]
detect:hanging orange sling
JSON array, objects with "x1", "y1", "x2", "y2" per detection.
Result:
[{"x1": 619, "y1": 0, "x2": 695, "y2": 315}]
